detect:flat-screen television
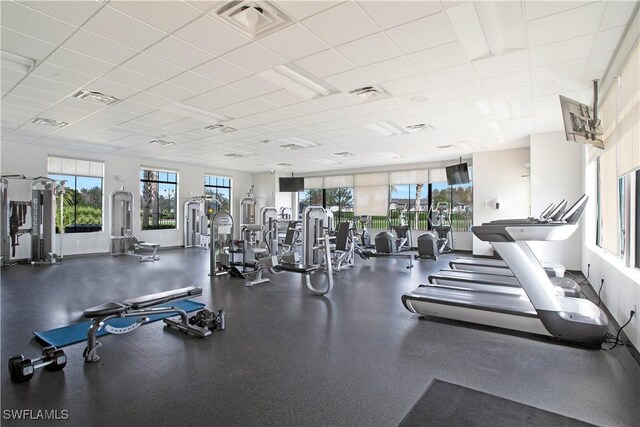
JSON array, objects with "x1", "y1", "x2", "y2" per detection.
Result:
[
  {"x1": 559, "y1": 95, "x2": 604, "y2": 149},
  {"x1": 279, "y1": 177, "x2": 304, "y2": 192},
  {"x1": 445, "y1": 163, "x2": 470, "y2": 185}
]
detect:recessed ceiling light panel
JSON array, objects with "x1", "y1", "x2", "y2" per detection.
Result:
[
  {"x1": 406, "y1": 123, "x2": 435, "y2": 132},
  {"x1": 30, "y1": 117, "x2": 69, "y2": 127},
  {"x1": 148, "y1": 139, "x2": 175, "y2": 147},
  {"x1": 71, "y1": 89, "x2": 122, "y2": 106},
  {"x1": 349, "y1": 85, "x2": 390, "y2": 103}
]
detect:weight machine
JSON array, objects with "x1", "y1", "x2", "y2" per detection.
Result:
[
  {"x1": 184, "y1": 195, "x2": 211, "y2": 248},
  {"x1": 110, "y1": 189, "x2": 160, "y2": 262},
  {"x1": 209, "y1": 211, "x2": 234, "y2": 276}
]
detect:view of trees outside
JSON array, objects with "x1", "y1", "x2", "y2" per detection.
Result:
[
  {"x1": 49, "y1": 174, "x2": 102, "y2": 233},
  {"x1": 204, "y1": 175, "x2": 231, "y2": 214},
  {"x1": 298, "y1": 188, "x2": 354, "y2": 223},
  {"x1": 140, "y1": 170, "x2": 177, "y2": 230}
]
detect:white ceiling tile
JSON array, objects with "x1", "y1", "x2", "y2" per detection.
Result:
[
  {"x1": 31, "y1": 62, "x2": 95, "y2": 88},
  {"x1": 127, "y1": 91, "x2": 174, "y2": 109},
  {"x1": 146, "y1": 82, "x2": 199, "y2": 102},
  {"x1": 276, "y1": 1, "x2": 343, "y2": 20},
  {"x1": 46, "y1": 48, "x2": 115, "y2": 77},
  {"x1": 397, "y1": 89, "x2": 443, "y2": 105},
  {"x1": 335, "y1": 33, "x2": 402, "y2": 67},
  {"x1": 102, "y1": 67, "x2": 160, "y2": 91},
  {"x1": 529, "y1": 34, "x2": 596, "y2": 68},
  {"x1": 361, "y1": 1, "x2": 442, "y2": 29},
  {"x1": 471, "y1": 49, "x2": 530, "y2": 78},
  {"x1": 241, "y1": 113, "x2": 278, "y2": 127},
  {"x1": 205, "y1": 85, "x2": 253, "y2": 103},
  {"x1": 527, "y1": 2, "x2": 605, "y2": 48},
  {"x1": 185, "y1": 1, "x2": 219, "y2": 12},
  {"x1": 258, "y1": 24, "x2": 328, "y2": 61},
  {"x1": 84, "y1": 6, "x2": 167, "y2": 50},
  {"x1": 57, "y1": 97, "x2": 106, "y2": 114},
  {"x1": 63, "y1": 29, "x2": 138, "y2": 65},
  {"x1": 233, "y1": 98, "x2": 278, "y2": 114},
  {"x1": 17, "y1": 0, "x2": 103, "y2": 26},
  {"x1": 445, "y1": 2, "x2": 489, "y2": 61},
  {"x1": 294, "y1": 49, "x2": 354, "y2": 78},
  {"x1": 408, "y1": 42, "x2": 468, "y2": 73},
  {"x1": 481, "y1": 70, "x2": 530, "y2": 93},
  {"x1": 301, "y1": 2, "x2": 378, "y2": 46},
  {"x1": 361, "y1": 56, "x2": 416, "y2": 82},
  {"x1": 0, "y1": 27, "x2": 57, "y2": 61},
  {"x1": 386, "y1": 12, "x2": 458, "y2": 54},
  {"x1": 121, "y1": 53, "x2": 185, "y2": 81},
  {"x1": 181, "y1": 94, "x2": 228, "y2": 111},
  {"x1": 167, "y1": 71, "x2": 223, "y2": 93},
  {"x1": 86, "y1": 78, "x2": 140, "y2": 99},
  {"x1": 1, "y1": 1, "x2": 77, "y2": 45},
  {"x1": 324, "y1": 69, "x2": 375, "y2": 92},
  {"x1": 110, "y1": 0, "x2": 202, "y2": 33},
  {"x1": 10, "y1": 85, "x2": 66, "y2": 104},
  {"x1": 381, "y1": 75, "x2": 432, "y2": 96},
  {"x1": 592, "y1": 25, "x2": 626, "y2": 55},
  {"x1": 260, "y1": 90, "x2": 308, "y2": 107},
  {"x1": 586, "y1": 51, "x2": 613, "y2": 78},
  {"x1": 1, "y1": 67, "x2": 26, "y2": 86},
  {"x1": 211, "y1": 104, "x2": 254, "y2": 119},
  {"x1": 144, "y1": 36, "x2": 214, "y2": 69},
  {"x1": 532, "y1": 79, "x2": 588, "y2": 98},
  {"x1": 112, "y1": 99, "x2": 157, "y2": 115},
  {"x1": 228, "y1": 75, "x2": 281, "y2": 97},
  {"x1": 601, "y1": 1, "x2": 637, "y2": 30},
  {"x1": 531, "y1": 58, "x2": 588, "y2": 83},
  {"x1": 19, "y1": 75, "x2": 78, "y2": 97},
  {"x1": 43, "y1": 104, "x2": 93, "y2": 123},
  {"x1": 313, "y1": 92, "x2": 361, "y2": 109},
  {"x1": 262, "y1": 107, "x2": 300, "y2": 121},
  {"x1": 424, "y1": 63, "x2": 477, "y2": 88},
  {"x1": 173, "y1": 15, "x2": 250, "y2": 55},
  {"x1": 2, "y1": 94, "x2": 51, "y2": 111},
  {"x1": 191, "y1": 58, "x2": 252, "y2": 85},
  {"x1": 437, "y1": 80, "x2": 483, "y2": 100},
  {"x1": 525, "y1": 1, "x2": 595, "y2": 21},
  {"x1": 221, "y1": 43, "x2": 287, "y2": 73}
]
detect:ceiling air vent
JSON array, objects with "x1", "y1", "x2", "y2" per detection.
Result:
[
  {"x1": 71, "y1": 89, "x2": 121, "y2": 106},
  {"x1": 278, "y1": 137, "x2": 318, "y2": 150},
  {"x1": 406, "y1": 123, "x2": 435, "y2": 132},
  {"x1": 148, "y1": 139, "x2": 175, "y2": 147},
  {"x1": 224, "y1": 153, "x2": 246, "y2": 158},
  {"x1": 349, "y1": 85, "x2": 390, "y2": 103},
  {"x1": 277, "y1": 162, "x2": 292, "y2": 167},
  {"x1": 436, "y1": 144, "x2": 457, "y2": 150},
  {"x1": 204, "y1": 124, "x2": 237, "y2": 134},
  {"x1": 213, "y1": 1, "x2": 293, "y2": 40},
  {"x1": 334, "y1": 152, "x2": 354, "y2": 157},
  {"x1": 30, "y1": 117, "x2": 68, "y2": 127}
]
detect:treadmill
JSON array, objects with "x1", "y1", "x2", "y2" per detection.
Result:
[{"x1": 402, "y1": 195, "x2": 608, "y2": 346}]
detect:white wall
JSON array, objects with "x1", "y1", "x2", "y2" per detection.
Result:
[
  {"x1": 1, "y1": 141, "x2": 251, "y2": 255},
  {"x1": 472, "y1": 148, "x2": 531, "y2": 255},
  {"x1": 529, "y1": 131, "x2": 584, "y2": 269}
]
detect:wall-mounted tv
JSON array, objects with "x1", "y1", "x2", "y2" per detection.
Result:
[
  {"x1": 445, "y1": 163, "x2": 470, "y2": 185},
  {"x1": 559, "y1": 95, "x2": 604, "y2": 149},
  {"x1": 279, "y1": 177, "x2": 304, "y2": 192}
]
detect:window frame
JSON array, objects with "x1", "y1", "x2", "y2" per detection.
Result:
[
  {"x1": 48, "y1": 173, "x2": 104, "y2": 234},
  {"x1": 140, "y1": 168, "x2": 178, "y2": 230},
  {"x1": 204, "y1": 175, "x2": 232, "y2": 215}
]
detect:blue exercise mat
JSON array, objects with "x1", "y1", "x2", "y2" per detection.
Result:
[{"x1": 33, "y1": 300, "x2": 205, "y2": 348}]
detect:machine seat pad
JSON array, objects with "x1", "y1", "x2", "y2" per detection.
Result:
[
  {"x1": 253, "y1": 248, "x2": 268, "y2": 254},
  {"x1": 83, "y1": 302, "x2": 127, "y2": 318},
  {"x1": 124, "y1": 286, "x2": 203, "y2": 309},
  {"x1": 276, "y1": 264, "x2": 318, "y2": 273},
  {"x1": 138, "y1": 242, "x2": 160, "y2": 248}
]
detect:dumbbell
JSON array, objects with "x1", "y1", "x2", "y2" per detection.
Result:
[{"x1": 8, "y1": 346, "x2": 67, "y2": 383}]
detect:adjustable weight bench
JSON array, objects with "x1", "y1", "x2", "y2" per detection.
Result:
[
  {"x1": 83, "y1": 286, "x2": 211, "y2": 363},
  {"x1": 124, "y1": 234, "x2": 161, "y2": 262}
]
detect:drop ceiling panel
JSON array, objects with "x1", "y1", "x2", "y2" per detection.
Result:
[
  {"x1": 336, "y1": 33, "x2": 402, "y2": 67},
  {"x1": 46, "y1": 47, "x2": 114, "y2": 76},
  {"x1": 0, "y1": 27, "x2": 58, "y2": 61},
  {"x1": 361, "y1": 56, "x2": 417, "y2": 83},
  {"x1": 360, "y1": 1, "x2": 443, "y2": 29},
  {"x1": 386, "y1": 12, "x2": 458, "y2": 54},
  {"x1": 83, "y1": 6, "x2": 167, "y2": 50},
  {"x1": 381, "y1": 75, "x2": 432, "y2": 96},
  {"x1": 524, "y1": 1, "x2": 595, "y2": 22},
  {"x1": 102, "y1": 67, "x2": 160, "y2": 91},
  {"x1": 146, "y1": 82, "x2": 199, "y2": 102},
  {"x1": 31, "y1": 62, "x2": 95, "y2": 88},
  {"x1": 205, "y1": 85, "x2": 253, "y2": 104},
  {"x1": 276, "y1": 1, "x2": 343, "y2": 21},
  {"x1": 109, "y1": 1, "x2": 202, "y2": 33},
  {"x1": 63, "y1": 29, "x2": 138, "y2": 65},
  {"x1": 1, "y1": 1, "x2": 77, "y2": 45},
  {"x1": 481, "y1": 70, "x2": 531, "y2": 93},
  {"x1": 260, "y1": 90, "x2": 308, "y2": 107},
  {"x1": 173, "y1": 15, "x2": 250, "y2": 55},
  {"x1": 424, "y1": 63, "x2": 477, "y2": 88},
  {"x1": 121, "y1": 53, "x2": 185, "y2": 81},
  {"x1": 85, "y1": 78, "x2": 139, "y2": 99},
  {"x1": 527, "y1": 2, "x2": 605, "y2": 48},
  {"x1": 471, "y1": 49, "x2": 530, "y2": 78},
  {"x1": 323, "y1": 69, "x2": 375, "y2": 92},
  {"x1": 167, "y1": 71, "x2": 223, "y2": 93},
  {"x1": 221, "y1": 43, "x2": 287, "y2": 74},
  {"x1": 19, "y1": 75, "x2": 78, "y2": 97},
  {"x1": 529, "y1": 34, "x2": 596, "y2": 68},
  {"x1": 144, "y1": 36, "x2": 214, "y2": 69},
  {"x1": 408, "y1": 42, "x2": 468, "y2": 73},
  {"x1": 301, "y1": 2, "x2": 378, "y2": 46},
  {"x1": 17, "y1": 0, "x2": 103, "y2": 26},
  {"x1": 531, "y1": 58, "x2": 589, "y2": 83},
  {"x1": 592, "y1": 25, "x2": 626, "y2": 55},
  {"x1": 228, "y1": 75, "x2": 282, "y2": 97},
  {"x1": 601, "y1": 1, "x2": 639, "y2": 29},
  {"x1": 294, "y1": 49, "x2": 354, "y2": 78},
  {"x1": 258, "y1": 23, "x2": 329, "y2": 61}
]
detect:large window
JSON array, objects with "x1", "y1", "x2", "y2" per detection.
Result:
[
  {"x1": 204, "y1": 175, "x2": 231, "y2": 214},
  {"x1": 48, "y1": 156, "x2": 104, "y2": 233},
  {"x1": 298, "y1": 188, "x2": 353, "y2": 223},
  {"x1": 298, "y1": 189, "x2": 323, "y2": 218},
  {"x1": 636, "y1": 169, "x2": 639, "y2": 270},
  {"x1": 140, "y1": 169, "x2": 177, "y2": 230}
]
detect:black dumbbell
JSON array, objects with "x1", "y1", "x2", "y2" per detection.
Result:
[{"x1": 8, "y1": 346, "x2": 67, "y2": 383}]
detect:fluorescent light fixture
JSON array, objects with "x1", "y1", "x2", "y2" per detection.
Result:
[
  {"x1": 475, "y1": 2, "x2": 505, "y2": 56},
  {"x1": 278, "y1": 136, "x2": 317, "y2": 149},
  {"x1": 377, "y1": 151, "x2": 402, "y2": 159},
  {"x1": 259, "y1": 64, "x2": 334, "y2": 100},
  {"x1": 366, "y1": 121, "x2": 406, "y2": 136},
  {"x1": 224, "y1": 152, "x2": 251, "y2": 158},
  {"x1": 148, "y1": 139, "x2": 175, "y2": 147},
  {"x1": 490, "y1": 121, "x2": 502, "y2": 133},
  {"x1": 30, "y1": 117, "x2": 68, "y2": 127},
  {"x1": 476, "y1": 100, "x2": 491, "y2": 115},
  {"x1": 71, "y1": 89, "x2": 121, "y2": 106},
  {"x1": 405, "y1": 123, "x2": 434, "y2": 132},
  {"x1": 163, "y1": 103, "x2": 229, "y2": 123},
  {"x1": 334, "y1": 152, "x2": 354, "y2": 157},
  {"x1": 1, "y1": 50, "x2": 36, "y2": 72},
  {"x1": 204, "y1": 124, "x2": 237, "y2": 134},
  {"x1": 446, "y1": 3, "x2": 490, "y2": 60},
  {"x1": 277, "y1": 162, "x2": 292, "y2": 166}
]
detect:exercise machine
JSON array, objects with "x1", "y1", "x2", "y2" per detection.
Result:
[
  {"x1": 402, "y1": 195, "x2": 608, "y2": 347},
  {"x1": 209, "y1": 211, "x2": 234, "y2": 276},
  {"x1": 110, "y1": 190, "x2": 160, "y2": 262},
  {"x1": 1, "y1": 175, "x2": 65, "y2": 265},
  {"x1": 362, "y1": 231, "x2": 414, "y2": 269},
  {"x1": 330, "y1": 221, "x2": 356, "y2": 271},
  {"x1": 82, "y1": 286, "x2": 216, "y2": 363},
  {"x1": 240, "y1": 185, "x2": 256, "y2": 225},
  {"x1": 427, "y1": 201, "x2": 454, "y2": 254},
  {"x1": 414, "y1": 232, "x2": 439, "y2": 260},
  {"x1": 184, "y1": 196, "x2": 210, "y2": 248}
]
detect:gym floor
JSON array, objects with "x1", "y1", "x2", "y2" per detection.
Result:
[{"x1": 1, "y1": 249, "x2": 639, "y2": 426}]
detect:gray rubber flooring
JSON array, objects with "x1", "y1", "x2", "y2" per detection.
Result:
[{"x1": 1, "y1": 249, "x2": 639, "y2": 426}]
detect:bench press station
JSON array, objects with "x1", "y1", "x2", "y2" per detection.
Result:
[{"x1": 82, "y1": 286, "x2": 218, "y2": 363}]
